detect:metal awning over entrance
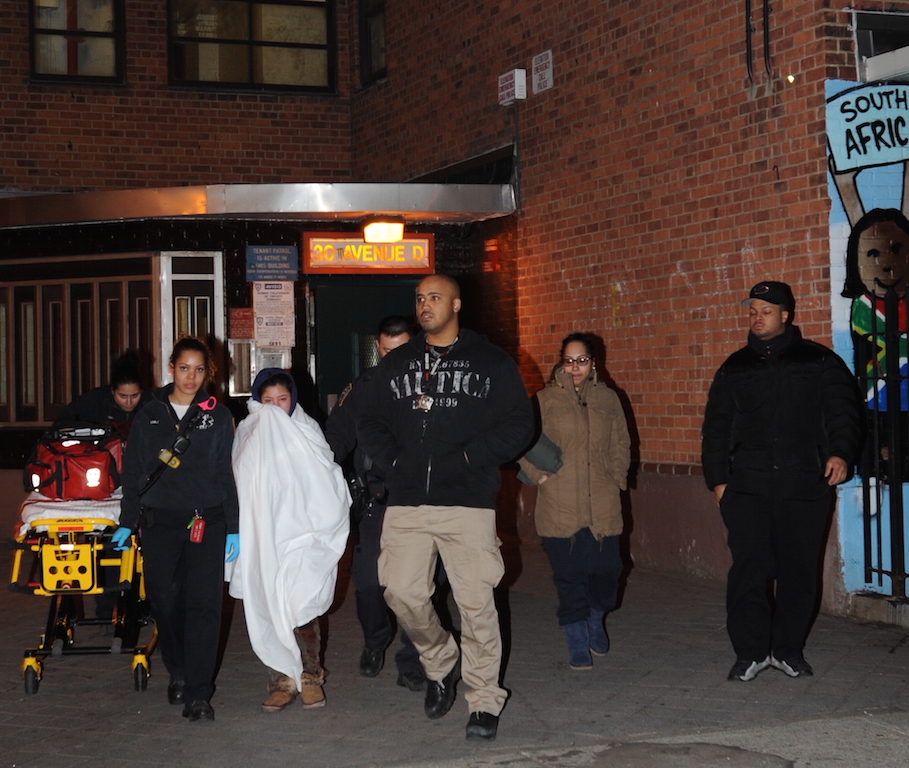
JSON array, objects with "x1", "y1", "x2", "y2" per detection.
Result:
[{"x1": 0, "y1": 183, "x2": 516, "y2": 229}]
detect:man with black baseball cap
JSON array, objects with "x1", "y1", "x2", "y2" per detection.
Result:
[{"x1": 702, "y1": 280, "x2": 861, "y2": 682}]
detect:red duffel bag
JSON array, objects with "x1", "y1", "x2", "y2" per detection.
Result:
[{"x1": 24, "y1": 426, "x2": 123, "y2": 501}]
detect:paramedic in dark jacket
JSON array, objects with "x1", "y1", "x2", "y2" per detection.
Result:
[
  {"x1": 113, "y1": 337, "x2": 239, "y2": 721},
  {"x1": 702, "y1": 281, "x2": 862, "y2": 683},
  {"x1": 358, "y1": 274, "x2": 534, "y2": 742}
]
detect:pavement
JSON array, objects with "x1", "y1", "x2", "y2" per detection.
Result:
[{"x1": 2, "y1": 521, "x2": 909, "y2": 768}]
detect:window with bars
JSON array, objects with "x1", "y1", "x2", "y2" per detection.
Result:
[
  {"x1": 29, "y1": 0, "x2": 125, "y2": 83},
  {"x1": 854, "y1": 10, "x2": 909, "y2": 82},
  {"x1": 169, "y1": 0, "x2": 335, "y2": 92}
]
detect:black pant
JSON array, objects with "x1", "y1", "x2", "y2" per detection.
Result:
[
  {"x1": 350, "y1": 501, "x2": 421, "y2": 675},
  {"x1": 720, "y1": 488, "x2": 831, "y2": 662},
  {"x1": 542, "y1": 528, "x2": 622, "y2": 626},
  {"x1": 141, "y1": 509, "x2": 226, "y2": 703}
]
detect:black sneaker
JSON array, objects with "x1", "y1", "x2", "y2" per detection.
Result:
[
  {"x1": 727, "y1": 656, "x2": 770, "y2": 681},
  {"x1": 466, "y1": 711, "x2": 498, "y2": 740},
  {"x1": 359, "y1": 646, "x2": 384, "y2": 678},
  {"x1": 770, "y1": 655, "x2": 814, "y2": 677},
  {"x1": 182, "y1": 699, "x2": 214, "y2": 722},
  {"x1": 167, "y1": 677, "x2": 186, "y2": 705},
  {"x1": 396, "y1": 669, "x2": 427, "y2": 692},
  {"x1": 424, "y1": 661, "x2": 459, "y2": 719}
]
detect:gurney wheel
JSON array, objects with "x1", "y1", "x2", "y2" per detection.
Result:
[
  {"x1": 133, "y1": 663, "x2": 148, "y2": 692},
  {"x1": 24, "y1": 667, "x2": 38, "y2": 696}
]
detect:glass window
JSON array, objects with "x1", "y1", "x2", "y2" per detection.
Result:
[
  {"x1": 854, "y1": 11, "x2": 909, "y2": 81},
  {"x1": 359, "y1": 0, "x2": 386, "y2": 86},
  {"x1": 30, "y1": 0, "x2": 124, "y2": 83},
  {"x1": 169, "y1": 0, "x2": 335, "y2": 92}
]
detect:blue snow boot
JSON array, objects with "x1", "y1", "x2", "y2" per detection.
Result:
[
  {"x1": 564, "y1": 621, "x2": 593, "y2": 669},
  {"x1": 587, "y1": 609, "x2": 609, "y2": 656}
]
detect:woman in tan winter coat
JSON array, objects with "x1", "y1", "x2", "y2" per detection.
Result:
[{"x1": 519, "y1": 333, "x2": 630, "y2": 670}]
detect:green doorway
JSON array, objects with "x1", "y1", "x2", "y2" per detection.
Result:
[{"x1": 309, "y1": 276, "x2": 419, "y2": 415}]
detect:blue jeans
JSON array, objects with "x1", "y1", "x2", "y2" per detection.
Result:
[{"x1": 542, "y1": 528, "x2": 622, "y2": 626}]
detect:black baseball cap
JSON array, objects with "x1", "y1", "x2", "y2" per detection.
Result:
[{"x1": 741, "y1": 281, "x2": 793, "y2": 308}]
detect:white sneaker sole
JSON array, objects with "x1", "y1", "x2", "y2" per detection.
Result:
[
  {"x1": 738, "y1": 656, "x2": 771, "y2": 681},
  {"x1": 770, "y1": 656, "x2": 808, "y2": 677}
]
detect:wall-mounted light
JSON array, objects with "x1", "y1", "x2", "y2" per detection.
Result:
[{"x1": 362, "y1": 215, "x2": 405, "y2": 243}]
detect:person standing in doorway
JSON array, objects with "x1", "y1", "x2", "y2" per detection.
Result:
[
  {"x1": 358, "y1": 274, "x2": 534, "y2": 741},
  {"x1": 325, "y1": 315, "x2": 427, "y2": 692},
  {"x1": 702, "y1": 281, "x2": 862, "y2": 682}
]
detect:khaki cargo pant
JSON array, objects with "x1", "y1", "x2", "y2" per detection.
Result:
[{"x1": 378, "y1": 504, "x2": 507, "y2": 716}]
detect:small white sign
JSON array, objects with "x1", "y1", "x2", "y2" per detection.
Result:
[
  {"x1": 532, "y1": 50, "x2": 554, "y2": 94},
  {"x1": 254, "y1": 314, "x2": 296, "y2": 348},
  {"x1": 498, "y1": 69, "x2": 527, "y2": 106},
  {"x1": 252, "y1": 281, "x2": 294, "y2": 314}
]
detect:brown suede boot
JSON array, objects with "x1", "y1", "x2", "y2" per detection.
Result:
[
  {"x1": 261, "y1": 675, "x2": 298, "y2": 713},
  {"x1": 300, "y1": 670, "x2": 326, "y2": 709}
]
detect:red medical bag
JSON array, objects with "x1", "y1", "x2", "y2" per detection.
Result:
[{"x1": 24, "y1": 426, "x2": 124, "y2": 501}]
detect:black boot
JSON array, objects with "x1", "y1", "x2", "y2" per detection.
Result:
[{"x1": 424, "y1": 660, "x2": 459, "y2": 719}]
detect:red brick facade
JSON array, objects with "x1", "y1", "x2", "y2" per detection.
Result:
[
  {"x1": 3, "y1": 1, "x2": 907, "y2": 600},
  {"x1": 352, "y1": 0, "x2": 892, "y2": 469},
  {"x1": 3, "y1": 2, "x2": 892, "y2": 469},
  {"x1": 1, "y1": 2, "x2": 353, "y2": 189}
]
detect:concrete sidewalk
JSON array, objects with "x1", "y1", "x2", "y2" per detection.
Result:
[{"x1": 2, "y1": 528, "x2": 908, "y2": 768}]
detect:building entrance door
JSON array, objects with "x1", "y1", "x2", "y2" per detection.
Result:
[
  {"x1": 156, "y1": 251, "x2": 225, "y2": 388},
  {"x1": 308, "y1": 277, "x2": 418, "y2": 416}
]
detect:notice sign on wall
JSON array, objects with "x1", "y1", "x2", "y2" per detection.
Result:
[
  {"x1": 252, "y1": 281, "x2": 295, "y2": 347},
  {"x1": 303, "y1": 233, "x2": 434, "y2": 274},
  {"x1": 532, "y1": 50, "x2": 553, "y2": 94},
  {"x1": 498, "y1": 69, "x2": 527, "y2": 106},
  {"x1": 246, "y1": 245, "x2": 299, "y2": 281}
]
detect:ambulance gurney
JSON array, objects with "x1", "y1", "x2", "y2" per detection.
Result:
[{"x1": 8, "y1": 491, "x2": 157, "y2": 695}]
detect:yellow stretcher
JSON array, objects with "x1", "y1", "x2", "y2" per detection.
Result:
[{"x1": 9, "y1": 495, "x2": 157, "y2": 696}]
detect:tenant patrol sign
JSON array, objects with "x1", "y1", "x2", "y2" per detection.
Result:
[
  {"x1": 827, "y1": 83, "x2": 909, "y2": 173},
  {"x1": 246, "y1": 245, "x2": 299, "y2": 281}
]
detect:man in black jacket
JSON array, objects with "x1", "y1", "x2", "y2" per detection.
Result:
[
  {"x1": 359, "y1": 274, "x2": 534, "y2": 741},
  {"x1": 702, "y1": 281, "x2": 862, "y2": 683}
]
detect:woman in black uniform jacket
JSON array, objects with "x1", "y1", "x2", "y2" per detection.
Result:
[{"x1": 112, "y1": 337, "x2": 239, "y2": 722}]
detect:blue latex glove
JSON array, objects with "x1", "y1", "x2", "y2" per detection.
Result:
[
  {"x1": 111, "y1": 527, "x2": 132, "y2": 551},
  {"x1": 225, "y1": 533, "x2": 240, "y2": 563}
]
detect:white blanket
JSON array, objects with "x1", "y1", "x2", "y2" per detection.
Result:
[
  {"x1": 19, "y1": 490, "x2": 122, "y2": 535},
  {"x1": 228, "y1": 401, "x2": 350, "y2": 689}
]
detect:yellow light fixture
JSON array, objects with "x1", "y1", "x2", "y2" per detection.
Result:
[{"x1": 363, "y1": 215, "x2": 405, "y2": 243}]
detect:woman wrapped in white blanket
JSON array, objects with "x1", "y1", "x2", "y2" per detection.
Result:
[{"x1": 229, "y1": 368, "x2": 350, "y2": 712}]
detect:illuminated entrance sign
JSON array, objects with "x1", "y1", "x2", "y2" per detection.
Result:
[{"x1": 303, "y1": 233, "x2": 434, "y2": 274}]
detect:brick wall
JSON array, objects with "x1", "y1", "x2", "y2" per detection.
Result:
[
  {"x1": 351, "y1": 0, "x2": 905, "y2": 468},
  {"x1": 3, "y1": 0, "x2": 904, "y2": 471},
  {"x1": 0, "y1": 1, "x2": 354, "y2": 192}
]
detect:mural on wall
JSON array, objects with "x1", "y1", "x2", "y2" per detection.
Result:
[{"x1": 827, "y1": 80, "x2": 909, "y2": 596}]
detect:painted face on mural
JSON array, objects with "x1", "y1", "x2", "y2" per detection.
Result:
[{"x1": 857, "y1": 219, "x2": 909, "y2": 298}]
